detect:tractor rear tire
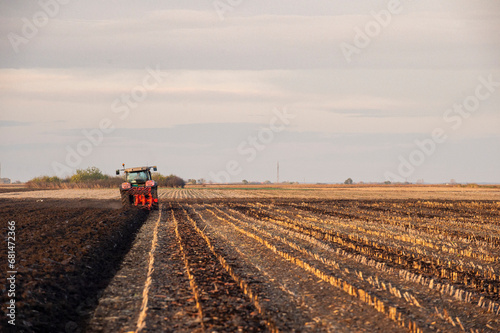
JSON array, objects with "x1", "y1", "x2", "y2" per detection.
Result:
[
  {"x1": 151, "y1": 187, "x2": 159, "y2": 210},
  {"x1": 121, "y1": 191, "x2": 131, "y2": 208}
]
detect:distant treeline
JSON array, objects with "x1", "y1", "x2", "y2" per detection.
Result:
[
  {"x1": 152, "y1": 173, "x2": 185, "y2": 188},
  {"x1": 27, "y1": 167, "x2": 185, "y2": 189}
]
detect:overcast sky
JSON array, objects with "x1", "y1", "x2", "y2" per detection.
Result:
[{"x1": 1, "y1": 0, "x2": 499, "y2": 183}]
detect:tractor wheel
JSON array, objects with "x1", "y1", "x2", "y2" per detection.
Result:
[{"x1": 121, "y1": 190, "x2": 131, "y2": 208}]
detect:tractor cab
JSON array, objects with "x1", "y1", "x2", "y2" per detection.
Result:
[{"x1": 124, "y1": 168, "x2": 154, "y2": 186}]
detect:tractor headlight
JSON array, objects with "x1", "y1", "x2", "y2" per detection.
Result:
[
  {"x1": 121, "y1": 182, "x2": 132, "y2": 190},
  {"x1": 146, "y1": 180, "x2": 156, "y2": 187}
]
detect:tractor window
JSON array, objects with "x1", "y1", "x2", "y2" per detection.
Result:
[{"x1": 127, "y1": 171, "x2": 149, "y2": 183}]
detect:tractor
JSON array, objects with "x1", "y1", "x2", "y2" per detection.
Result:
[{"x1": 116, "y1": 164, "x2": 159, "y2": 210}]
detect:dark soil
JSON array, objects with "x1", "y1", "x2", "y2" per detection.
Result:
[{"x1": 0, "y1": 199, "x2": 149, "y2": 333}]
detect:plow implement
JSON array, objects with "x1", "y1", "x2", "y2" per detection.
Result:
[{"x1": 131, "y1": 187, "x2": 158, "y2": 209}]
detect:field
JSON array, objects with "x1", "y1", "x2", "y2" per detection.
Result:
[{"x1": 1, "y1": 186, "x2": 499, "y2": 332}]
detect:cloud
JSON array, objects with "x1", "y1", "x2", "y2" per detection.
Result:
[
  {"x1": 1, "y1": 4, "x2": 499, "y2": 70},
  {"x1": 0, "y1": 120, "x2": 33, "y2": 127},
  {"x1": 324, "y1": 109, "x2": 394, "y2": 118}
]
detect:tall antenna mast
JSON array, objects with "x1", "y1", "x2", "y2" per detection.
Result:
[{"x1": 277, "y1": 161, "x2": 280, "y2": 184}]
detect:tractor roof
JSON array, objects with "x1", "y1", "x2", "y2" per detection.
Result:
[{"x1": 124, "y1": 166, "x2": 156, "y2": 173}]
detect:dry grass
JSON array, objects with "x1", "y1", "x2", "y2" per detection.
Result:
[{"x1": 25, "y1": 178, "x2": 123, "y2": 189}]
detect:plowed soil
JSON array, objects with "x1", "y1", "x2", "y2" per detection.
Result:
[{"x1": 0, "y1": 199, "x2": 149, "y2": 333}]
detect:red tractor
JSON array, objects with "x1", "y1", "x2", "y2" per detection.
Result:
[{"x1": 116, "y1": 165, "x2": 159, "y2": 210}]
